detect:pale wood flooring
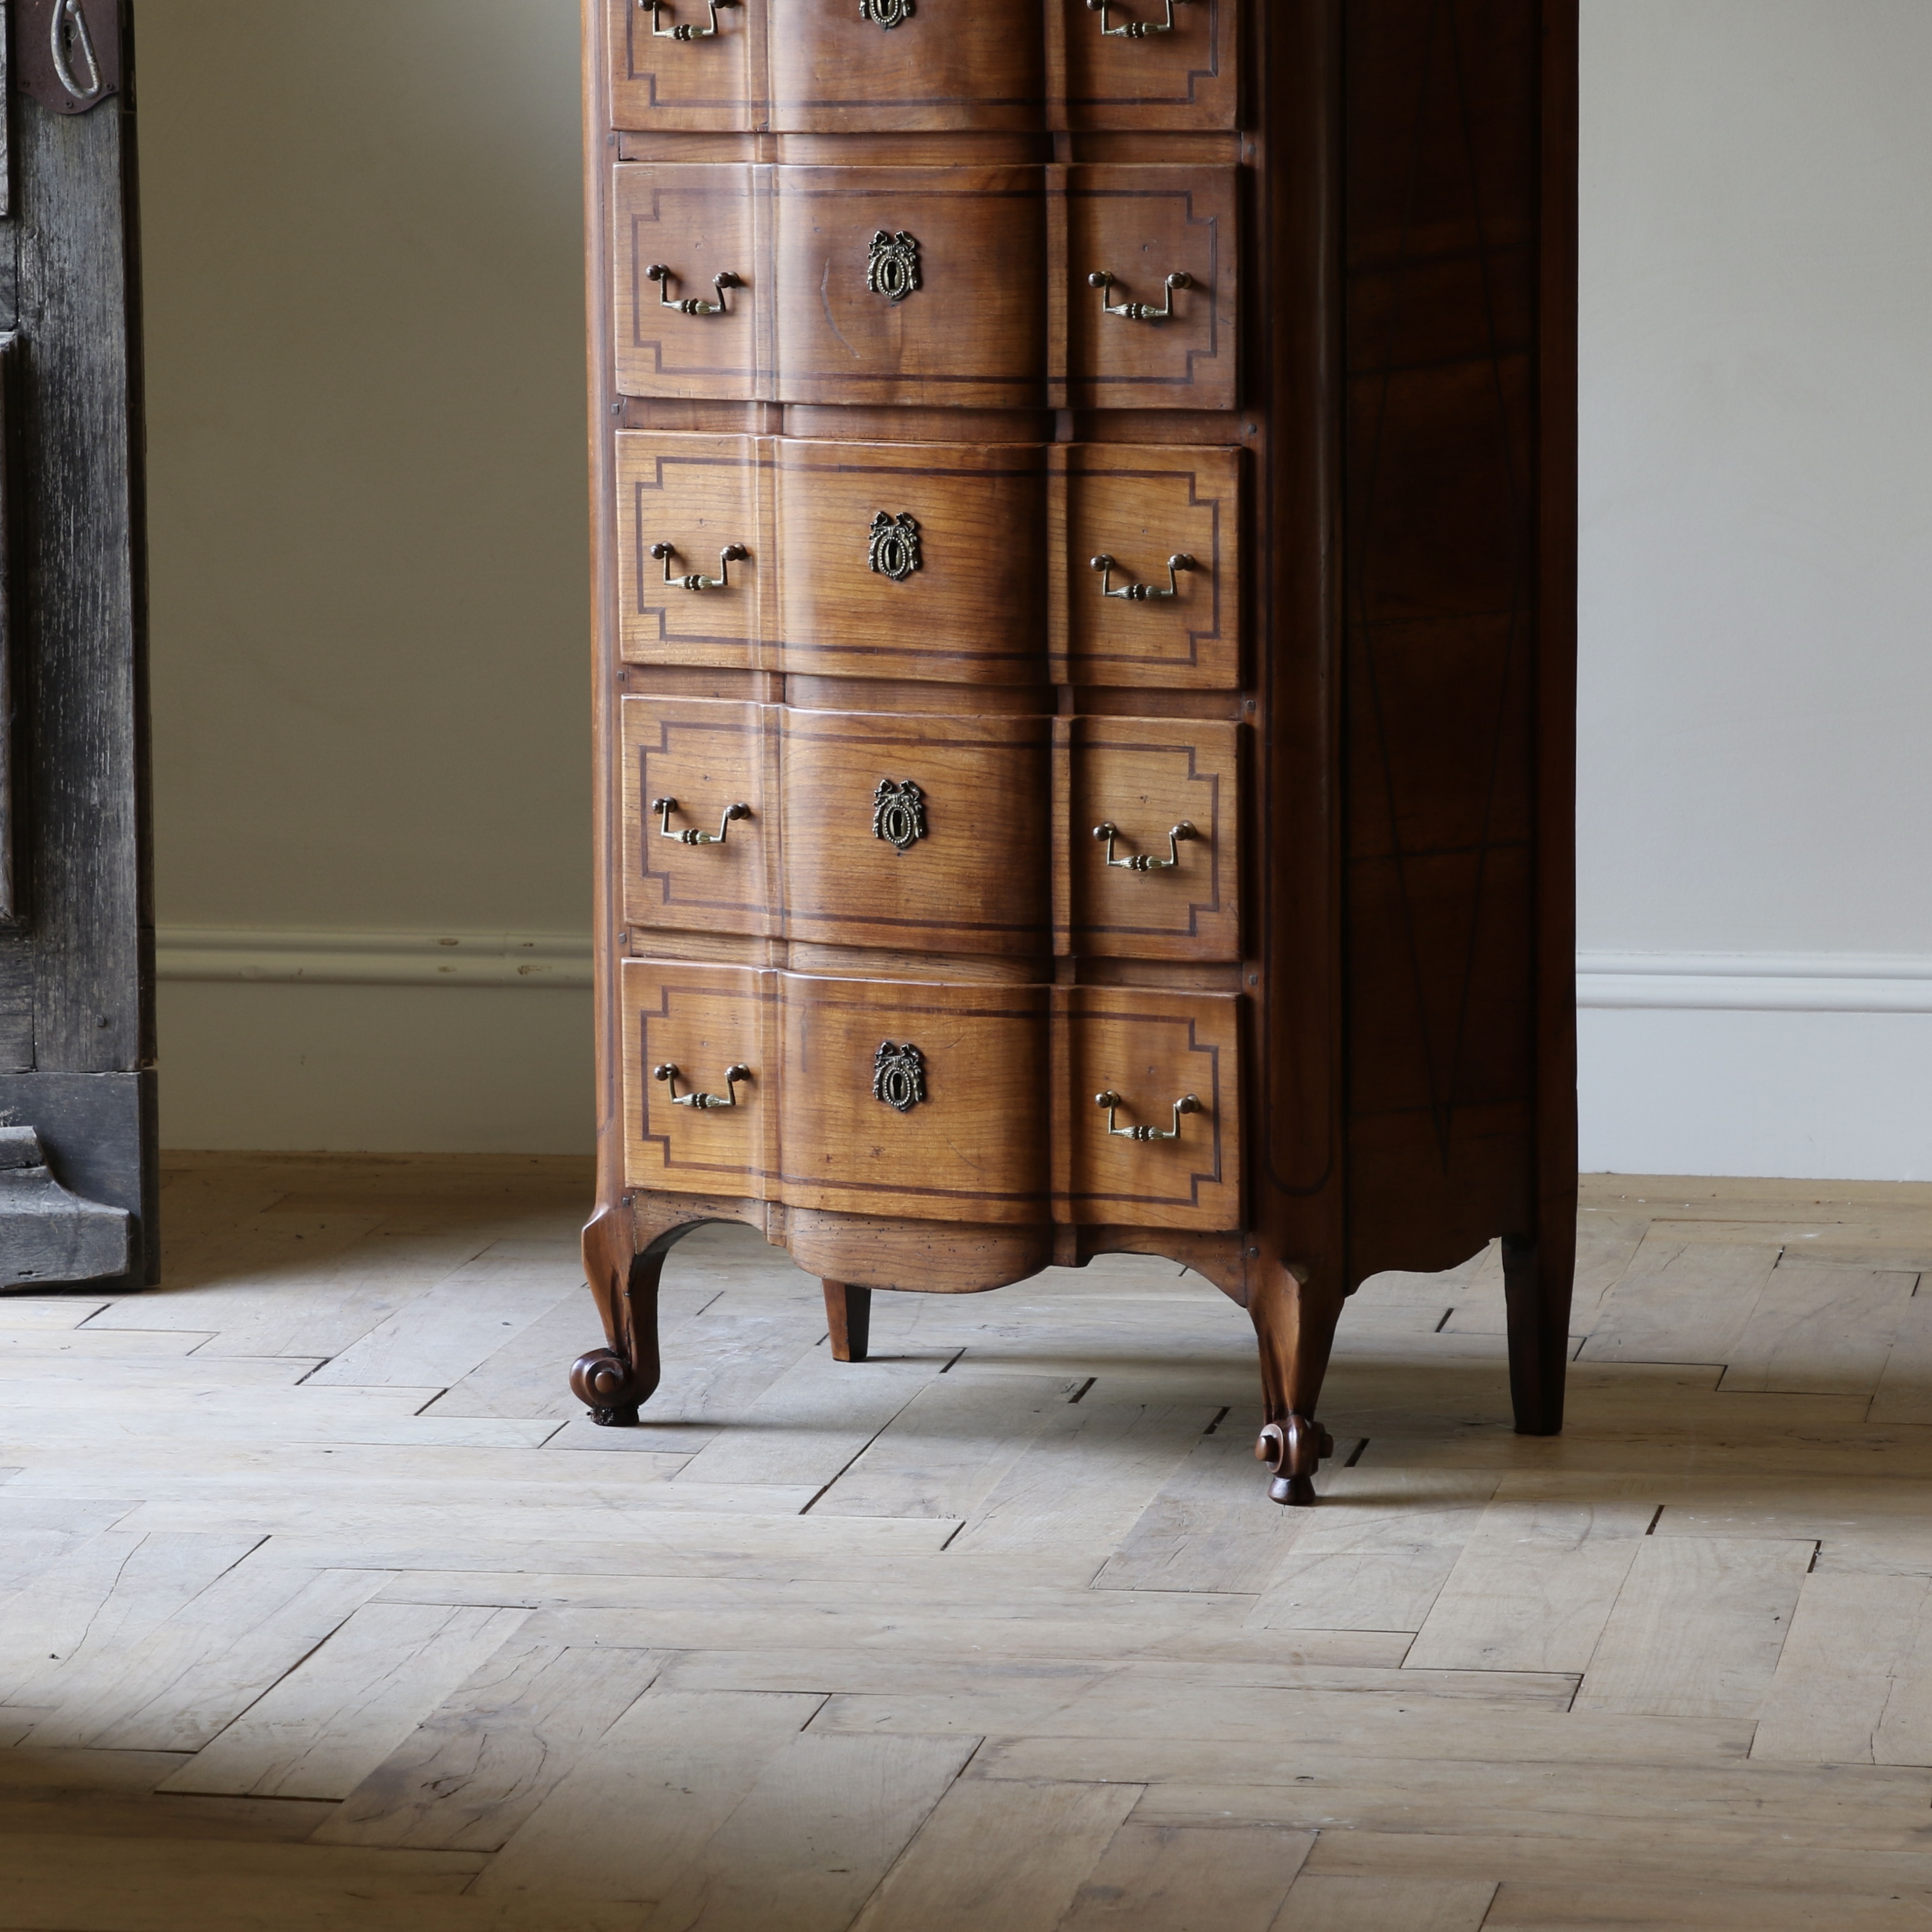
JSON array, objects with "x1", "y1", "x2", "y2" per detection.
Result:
[{"x1": 5, "y1": 1156, "x2": 1932, "y2": 1929}]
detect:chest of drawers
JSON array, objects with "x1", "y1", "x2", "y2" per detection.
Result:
[{"x1": 573, "y1": 0, "x2": 1579, "y2": 1504}]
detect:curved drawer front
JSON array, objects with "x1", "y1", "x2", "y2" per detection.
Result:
[
  {"x1": 1052, "y1": 985, "x2": 1240, "y2": 1230},
  {"x1": 778, "y1": 974, "x2": 1051, "y2": 1224},
  {"x1": 1056, "y1": 715, "x2": 1240, "y2": 961},
  {"x1": 774, "y1": 439, "x2": 1047, "y2": 681},
  {"x1": 768, "y1": 4, "x2": 1045, "y2": 133},
  {"x1": 1047, "y1": 0, "x2": 1238, "y2": 133},
  {"x1": 1054, "y1": 165, "x2": 1237, "y2": 411},
  {"x1": 616, "y1": 433, "x2": 766, "y2": 670},
  {"x1": 606, "y1": 0, "x2": 1233, "y2": 134},
  {"x1": 781, "y1": 709, "x2": 1051, "y2": 955},
  {"x1": 1053, "y1": 443, "x2": 1240, "y2": 689},
  {"x1": 621, "y1": 697, "x2": 775, "y2": 938},
  {"x1": 771, "y1": 166, "x2": 1046, "y2": 408},
  {"x1": 621, "y1": 959, "x2": 776, "y2": 1199}
]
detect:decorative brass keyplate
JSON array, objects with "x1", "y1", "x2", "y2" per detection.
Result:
[
  {"x1": 872, "y1": 778, "x2": 927, "y2": 851},
  {"x1": 867, "y1": 231, "x2": 921, "y2": 305},
  {"x1": 873, "y1": 1041, "x2": 927, "y2": 1112},
  {"x1": 859, "y1": 0, "x2": 916, "y2": 24},
  {"x1": 867, "y1": 511, "x2": 923, "y2": 582}
]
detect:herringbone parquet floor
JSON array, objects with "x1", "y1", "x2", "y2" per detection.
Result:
[{"x1": 6, "y1": 1155, "x2": 1932, "y2": 1930}]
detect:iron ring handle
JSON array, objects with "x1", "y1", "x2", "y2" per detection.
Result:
[
  {"x1": 1095, "y1": 1091, "x2": 1200, "y2": 1141},
  {"x1": 655, "y1": 1062, "x2": 752, "y2": 1110},
  {"x1": 653, "y1": 797, "x2": 751, "y2": 845},
  {"x1": 1091, "y1": 552, "x2": 1197, "y2": 600},
  {"x1": 1092, "y1": 820, "x2": 1199, "y2": 871},
  {"x1": 644, "y1": 0, "x2": 739, "y2": 40},
  {"x1": 646, "y1": 263, "x2": 743, "y2": 315},
  {"x1": 1089, "y1": 269, "x2": 1192, "y2": 322},
  {"x1": 651, "y1": 541, "x2": 748, "y2": 591},
  {"x1": 1087, "y1": 0, "x2": 1190, "y2": 36}
]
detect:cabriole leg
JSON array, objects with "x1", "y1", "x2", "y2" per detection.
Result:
[
  {"x1": 570, "y1": 1200, "x2": 664, "y2": 1426},
  {"x1": 823, "y1": 1281, "x2": 871, "y2": 1363},
  {"x1": 1504, "y1": 1233, "x2": 1575, "y2": 1435},
  {"x1": 1247, "y1": 1260, "x2": 1345, "y2": 1506}
]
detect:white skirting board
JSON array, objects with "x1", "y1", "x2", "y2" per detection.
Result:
[
  {"x1": 1578, "y1": 953, "x2": 1932, "y2": 1182},
  {"x1": 153, "y1": 932, "x2": 1932, "y2": 1174}
]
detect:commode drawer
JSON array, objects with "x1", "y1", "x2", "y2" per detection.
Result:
[
  {"x1": 1047, "y1": 0, "x2": 1238, "y2": 133},
  {"x1": 1052, "y1": 443, "x2": 1241, "y2": 689},
  {"x1": 607, "y1": 0, "x2": 1045, "y2": 135},
  {"x1": 613, "y1": 164, "x2": 1047, "y2": 409},
  {"x1": 1056, "y1": 715, "x2": 1240, "y2": 961},
  {"x1": 1053, "y1": 166, "x2": 1238, "y2": 411},
  {"x1": 621, "y1": 959, "x2": 776, "y2": 1199},
  {"x1": 1052, "y1": 985, "x2": 1241, "y2": 1230}
]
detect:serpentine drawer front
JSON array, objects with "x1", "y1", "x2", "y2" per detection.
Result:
[
  {"x1": 613, "y1": 165, "x2": 1234, "y2": 410},
  {"x1": 585, "y1": 1, "x2": 1581, "y2": 1506},
  {"x1": 617, "y1": 433, "x2": 1236, "y2": 687},
  {"x1": 620, "y1": 959, "x2": 1237, "y2": 1232},
  {"x1": 605, "y1": 0, "x2": 1234, "y2": 134}
]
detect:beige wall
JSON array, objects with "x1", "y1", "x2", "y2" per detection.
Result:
[{"x1": 141, "y1": 0, "x2": 595, "y2": 1151}]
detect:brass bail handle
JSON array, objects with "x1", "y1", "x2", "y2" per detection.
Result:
[
  {"x1": 1093, "y1": 820, "x2": 1199, "y2": 871},
  {"x1": 1090, "y1": 270, "x2": 1192, "y2": 322},
  {"x1": 1091, "y1": 552, "x2": 1197, "y2": 600},
  {"x1": 644, "y1": 0, "x2": 739, "y2": 40},
  {"x1": 655, "y1": 1062, "x2": 752, "y2": 1110},
  {"x1": 1087, "y1": 0, "x2": 1191, "y2": 36},
  {"x1": 653, "y1": 797, "x2": 751, "y2": 845},
  {"x1": 651, "y1": 541, "x2": 749, "y2": 592},
  {"x1": 1095, "y1": 1091, "x2": 1201, "y2": 1141},
  {"x1": 647, "y1": 263, "x2": 743, "y2": 315}
]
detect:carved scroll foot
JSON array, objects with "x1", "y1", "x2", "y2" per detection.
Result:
[
  {"x1": 573, "y1": 1200, "x2": 667, "y2": 1427},
  {"x1": 570, "y1": 1347, "x2": 646, "y2": 1428},
  {"x1": 1256, "y1": 1413, "x2": 1336, "y2": 1506},
  {"x1": 823, "y1": 1281, "x2": 871, "y2": 1362}
]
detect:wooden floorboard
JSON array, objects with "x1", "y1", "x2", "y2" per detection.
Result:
[{"x1": 3, "y1": 1161, "x2": 1932, "y2": 1926}]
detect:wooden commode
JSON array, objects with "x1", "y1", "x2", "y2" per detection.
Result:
[{"x1": 575, "y1": 0, "x2": 1579, "y2": 1503}]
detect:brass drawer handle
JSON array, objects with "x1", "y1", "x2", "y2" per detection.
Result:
[
  {"x1": 1089, "y1": 269, "x2": 1191, "y2": 322},
  {"x1": 644, "y1": 0, "x2": 738, "y2": 41},
  {"x1": 1096, "y1": 1090, "x2": 1200, "y2": 1141},
  {"x1": 1091, "y1": 552, "x2": 1196, "y2": 600},
  {"x1": 1087, "y1": 0, "x2": 1191, "y2": 37},
  {"x1": 653, "y1": 796, "x2": 751, "y2": 845},
  {"x1": 646, "y1": 263, "x2": 743, "y2": 315},
  {"x1": 655, "y1": 1062, "x2": 751, "y2": 1109},
  {"x1": 651, "y1": 541, "x2": 748, "y2": 591},
  {"x1": 1093, "y1": 820, "x2": 1199, "y2": 871}
]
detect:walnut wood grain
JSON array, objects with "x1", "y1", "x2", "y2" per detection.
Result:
[
  {"x1": 821, "y1": 1280, "x2": 871, "y2": 1361},
  {"x1": 1046, "y1": 0, "x2": 1239, "y2": 134},
  {"x1": 615, "y1": 433, "x2": 766, "y2": 669},
  {"x1": 620, "y1": 696, "x2": 776, "y2": 937},
  {"x1": 1051, "y1": 164, "x2": 1238, "y2": 411},
  {"x1": 1055, "y1": 714, "x2": 1240, "y2": 961},
  {"x1": 1052, "y1": 443, "x2": 1242, "y2": 688},
  {"x1": 1051, "y1": 983, "x2": 1240, "y2": 1231},
  {"x1": 777, "y1": 973, "x2": 1052, "y2": 1225},
  {"x1": 605, "y1": 0, "x2": 764, "y2": 135},
  {"x1": 779, "y1": 708, "x2": 1052, "y2": 956},
  {"x1": 620, "y1": 958, "x2": 778, "y2": 1198},
  {"x1": 770, "y1": 165, "x2": 1048, "y2": 409}
]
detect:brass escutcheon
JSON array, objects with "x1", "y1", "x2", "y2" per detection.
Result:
[
  {"x1": 646, "y1": 262, "x2": 743, "y2": 315},
  {"x1": 859, "y1": 0, "x2": 916, "y2": 24},
  {"x1": 651, "y1": 541, "x2": 749, "y2": 592},
  {"x1": 654, "y1": 796, "x2": 751, "y2": 846},
  {"x1": 1092, "y1": 820, "x2": 1199, "y2": 871},
  {"x1": 874, "y1": 1041, "x2": 927, "y2": 1112},
  {"x1": 872, "y1": 779, "x2": 927, "y2": 851},
  {"x1": 1095, "y1": 1090, "x2": 1200, "y2": 1141},
  {"x1": 867, "y1": 511, "x2": 923, "y2": 582},
  {"x1": 1087, "y1": 0, "x2": 1190, "y2": 36},
  {"x1": 655, "y1": 1062, "x2": 752, "y2": 1109},
  {"x1": 1089, "y1": 269, "x2": 1192, "y2": 322},
  {"x1": 1091, "y1": 552, "x2": 1197, "y2": 600},
  {"x1": 867, "y1": 231, "x2": 921, "y2": 305},
  {"x1": 644, "y1": 0, "x2": 739, "y2": 40}
]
